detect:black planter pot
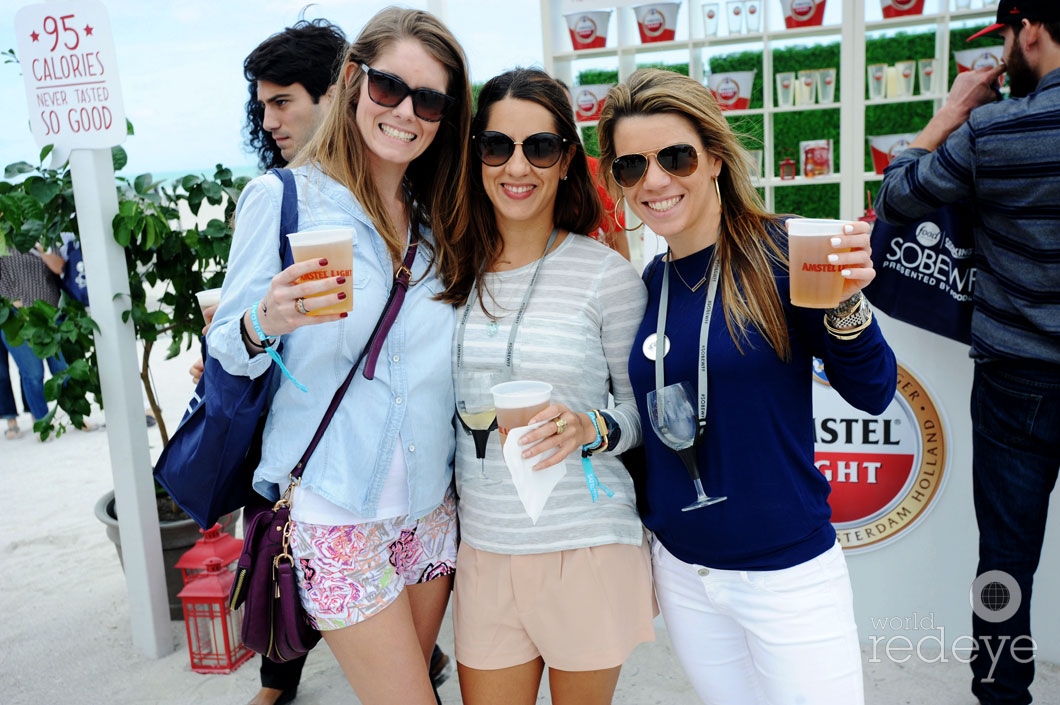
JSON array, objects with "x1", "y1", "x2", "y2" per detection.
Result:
[{"x1": 94, "y1": 490, "x2": 239, "y2": 620}]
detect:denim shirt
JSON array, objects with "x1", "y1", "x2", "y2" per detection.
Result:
[{"x1": 207, "y1": 166, "x2": 456, "y2": 520}]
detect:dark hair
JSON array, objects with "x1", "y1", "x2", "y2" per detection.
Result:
[
  {"x1": 444, "y1": 67, "x2": 602, "y2": 307},
  {"x1": 243, "y1": 19, "x2": 347, "y2": 170}
]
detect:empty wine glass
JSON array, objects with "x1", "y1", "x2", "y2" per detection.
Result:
[
  {"x1": 646, "y1": 381, "x2": 727, "y2": 511},
  {"x1": 456, "y1": 368, "x2": 504, "y2": 484}
]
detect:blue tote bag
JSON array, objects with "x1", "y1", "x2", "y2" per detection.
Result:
[
  {"x1": 153, "y1": 168, "x2": 297, "y2": 528},
  {"x1": 864, "y1": 203, "x2": 975, "y2": 345}
]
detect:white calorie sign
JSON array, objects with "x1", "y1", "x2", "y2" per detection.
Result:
[{"x1": 14, "y1": 0, "x2": 126, "y2": 151}]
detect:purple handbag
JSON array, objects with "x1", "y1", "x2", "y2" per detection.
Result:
[{"x1": 229, "y1": 230, "x2": 420, "y2": 663}]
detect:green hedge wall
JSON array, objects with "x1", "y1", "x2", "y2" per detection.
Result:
[{"x1": 568, "y1": 28, "x2": 1003, "y2": 219}]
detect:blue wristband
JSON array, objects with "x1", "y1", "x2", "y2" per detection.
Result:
[{"x1": 250, "y1": 300, "x2": 308, "y2": 393}]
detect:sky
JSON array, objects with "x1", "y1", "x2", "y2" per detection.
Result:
[{"x1": 1, "y1": 0, "x2": 547, "y2": 178}]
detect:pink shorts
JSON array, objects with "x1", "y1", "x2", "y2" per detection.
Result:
[
  {"x1": 452, "y1": 537, "x2": 657, "y2": 671},
  {"x1": 290, "y1": 491, "x2": 457, "y2": 631}
]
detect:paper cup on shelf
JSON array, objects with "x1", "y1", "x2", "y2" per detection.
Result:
[
  {"x1": 781, "y1": 0, "x2": 827, "y2": 29},
  {"x1": 745, "y1": 0, "x2": 763, "y2": 32},
  {"x1": 708, "y1": 71, "x2": 755, "y2": 111},
  {"x1": 817, "y1": 67, "x2": 837, "y2": 103},
  {"x1": 896, "y1": 60, "x2": 916, "y2": 96},
  {"x1": 703, "y1": 2, "x2": 721, "y2": 35},
  {"x1": 565, "y1": 11, "x2": 611, "y2": 50},
  {"x1": 797, "y1": 70, "x2": 818, "y2": 105},
  {"x1": 880, "y1": 0, "x2": 925, "y2": 18},
  {"x1": 867, "y1": 63, "x2": 887, "y2": 99},
  {"x1": 869, "y1": 133, "x2": 918, "y2": 174},
  {"x1": 573, "y1": 84, "x2": 612, "y2": 122},
  {"x1": 634, "y1": 3, "x2": 680, "y2": 43},
  {"x1": 776, "y1": 71, "x2": 796, "y2": 107},
  {"x1": 918, "y1": 58, "x2": 938, "y2": 95}
]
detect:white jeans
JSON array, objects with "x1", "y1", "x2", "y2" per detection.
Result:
[{"x1": 652, "y1": 539, "x2": 864, "y2": 705}]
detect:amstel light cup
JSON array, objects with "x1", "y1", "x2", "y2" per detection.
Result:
[
  {"x1": 868, "y1": 132, "x2": 918, "y2": 174},
  {"x1": 781, "y1": 0, "x2": 826, "y2": 29},
  {"x1": 895, "y1": 60, "x2": 916, "y2": 97},
  {"x1": 817, "y1": 67, "x2": 837, "y2": 103},
  {"x1": 867, "y1": 63, "x2": 887, "y2": 100},
  {"x1": 195, "y1": 287, "x2": 223, "y2": 324},
  {"x1": 702, "y1": 2, "x2": 720, "y2": 35},
  {"x1": 776, "y1": 71, "x2": 796, "y2": 107},
  {"x1": 634, "y1": 2, "x2": 680, "y2": 43},
  {"x1": 954, "y1": 46, "x2": 1005, "y2": 87},
  {"x1": 287, "y1": 228, "x2": 354, "y2": 316},
  {"x1": 491, "y1": 380, "x2": 552, "y2": 448},
  {"x1": 565, "y1": 10, "x2": 611, "y2": 50},
  {"x1": 787, "y1": 218, "x2": 851, "y2": 309},
  {"x1": 797, "y1": 70, "x2": 818, "y2": 106},
  {"x1": 573, "y1": 84, "x2": 612, "y2": 122},
  {"x1": 707, "y1": 70, "x2": 755, "y2": 111},
  {"x1": 744, "y1": 0, "x2": 762, "y2": 32},
  {"x1": 918, "y1": 58, "x2": 938, "y2": 95},
  {"x1": 726, "y1": 0, "x2": 744, "y2": 34},
  {"x1": 880, "y1": 0, "x2": 925, "y2": 18}
]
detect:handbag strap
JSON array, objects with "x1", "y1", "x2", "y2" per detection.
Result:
[
  {"x1": 290, "y1": 222, "x2": 421, "y2": 479},
  {"x1": 269, "y1": 168, "x2": 297, "y2": 266}
]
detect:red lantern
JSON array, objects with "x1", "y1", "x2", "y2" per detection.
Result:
[
  {"x1": 174, "y1": 523, "x2": 243, "y2": 586},
  {"x1": 178, "y1": 558, "x2": 254, "y2": 674},
  {"x1": 780, "y1": 157, "x2": 797, "y2": 180}
]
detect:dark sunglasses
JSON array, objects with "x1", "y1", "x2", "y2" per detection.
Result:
[
  {"x1": 611, "y1": 143, "x2": 701, "y2": 188},
  {"x1": 473, "y1": 131, "x2": 569, "y2": 169},
  {"x1": 360, "y1": 64, "x2": 454, "y2": 122}
]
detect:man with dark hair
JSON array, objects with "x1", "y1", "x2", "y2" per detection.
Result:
[
  {"x1": 875, "y1": 3, "x2": 1060, "y2": 704},
  {"x1": 236, "y1": 18, "x2": 452, "y2": 705},
  {"x1": 242, "y1": 18, "x2": 348, "y2": 170}
]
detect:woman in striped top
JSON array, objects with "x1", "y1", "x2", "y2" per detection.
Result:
[{"x1": 443, "y1": 68, "x2": 655, "y2": 705}]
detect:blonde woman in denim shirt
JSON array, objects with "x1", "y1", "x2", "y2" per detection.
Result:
[{"x1": 207, "y1": 9, "x2": 470, "y2": 705}]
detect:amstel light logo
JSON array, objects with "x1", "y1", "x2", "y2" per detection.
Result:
[{"x1": 812, "y1": 360, "x2": 947, "y2": 553}]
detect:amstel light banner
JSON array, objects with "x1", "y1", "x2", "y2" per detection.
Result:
[{"x1": 813, "y1": 360, "x2": 948, "y2": 553}]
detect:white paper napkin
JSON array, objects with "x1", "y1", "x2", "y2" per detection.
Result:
[{"x1": 502, "y1": 421, "x2": 568, "y2": 524}]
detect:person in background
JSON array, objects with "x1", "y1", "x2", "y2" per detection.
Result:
[
  {"x1": 1, "y1": 336, "x2": 24, "y2": 439},
  {"x1": 555, "y1": 79, "x2": 631, "y2": 261},
  {"x1": 0, "y1": 244, "x2": 76, "y2": 435},
  {"x1": 446, "y1": 67, "x2": 654, "y2": 705},
  {"x1": 874, "y1": 4, "x2": 1060, "y2": 703},
  {"x1": 597, "y1": 68, "x2": 896, "y2": 704},
  {"x1": 207, "y1": 8, "x2": 470, "y2": 705}
]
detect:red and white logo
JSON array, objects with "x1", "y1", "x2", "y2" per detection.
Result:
[
  {"x1": 715, "y1": 77, "x2": 740, "y2": 106},
  {"x1": 575, "y1": 16, "x2": 598, "y2": 42},
  {"x1": 643, "y1": 9, "x2": 665, "y2": 37},
  {"x1": 576, "y1": 89, "x2": 597, "y2": 116},
  {"x1": 791, "y1": 0, "x2": 815, "y2": 20},
  {"x1": 813, "y1": 361, "x2": 948, "y2": 552}
]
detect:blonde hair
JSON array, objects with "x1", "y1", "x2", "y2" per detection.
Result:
[
  {"x1": 296, "y1": 7, "x2": 471, "y2": 282},
  {"x1": 597, "y1": 68, "x2": 791, "y2": 360}
]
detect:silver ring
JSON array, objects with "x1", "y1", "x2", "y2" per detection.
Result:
[{"x1": 295, "y1": 297, "x2": 308, "y2": 315}]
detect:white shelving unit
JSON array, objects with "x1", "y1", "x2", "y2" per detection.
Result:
[{"x1": 542, "y1": 0, "x2": 999, "y2": 222}]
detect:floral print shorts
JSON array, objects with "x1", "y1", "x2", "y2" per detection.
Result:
[{"x1": 290, "y1": 489, "x2": 457, "y2": 631}]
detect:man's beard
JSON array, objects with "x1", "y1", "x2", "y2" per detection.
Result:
[{"x1": 1006, "y1": 38, "x2": 1039, "y2": 98}]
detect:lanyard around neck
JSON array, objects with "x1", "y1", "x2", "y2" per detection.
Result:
[
  {"x1": 455, "y1": 228, "x2": 559, "y2": 371},
  {"x1": 654, "y1": 250, "x2": 721, "y2": 423}
]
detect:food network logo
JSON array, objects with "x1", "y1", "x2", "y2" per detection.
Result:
[{"x1": 866, "y1": 571, "x2": 1035, "y2": 682}]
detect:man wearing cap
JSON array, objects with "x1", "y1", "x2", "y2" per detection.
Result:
[{"x1": 874, "y1": 2, "x2": 1060, "y2": 704}]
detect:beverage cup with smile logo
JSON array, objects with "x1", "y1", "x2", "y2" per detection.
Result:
[
  {"x1": 491, "y1": 380, "x2": 552, "y2": 449},
  {"x1": 787, "y1": 218, "x2": 851, "y2": 309},
  {"x1": 287, "y1": 228, "x2": 354, "y2": 316}
]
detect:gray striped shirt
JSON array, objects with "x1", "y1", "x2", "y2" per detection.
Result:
[{"x1": 454, "y1": 235, "x2": 648, "y2": 554}]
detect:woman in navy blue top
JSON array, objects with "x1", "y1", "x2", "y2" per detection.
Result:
[{"x1": 596, "y1": 69, "x2": 897, "y2": 704}]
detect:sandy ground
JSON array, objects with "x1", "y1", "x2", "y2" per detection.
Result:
[{"x1": 2, "y1": 338, "x2": 1058, "y2": 705}]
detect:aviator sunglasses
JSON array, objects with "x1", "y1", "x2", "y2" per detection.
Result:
[
  {"x1": 360, "y1": 64, "x2": 455, "y2": 122},
  {"x1": 474, "y1": 131, "x2": 569, "y2": 169},
  {"x1": 611, "y1": 143, "x2": 702, "y2": 188}
]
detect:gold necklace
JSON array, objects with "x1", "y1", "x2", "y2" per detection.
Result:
[{"x1": 670, "y1": 252, "x2": 709, "y2": 292}]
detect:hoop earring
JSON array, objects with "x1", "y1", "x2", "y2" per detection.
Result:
[
  {"x1": 714, "y1": 175, "x2": 723, "y2": 216},
  {"x1": 615, "y1": 195, "x2": 644, "y2": 232}
]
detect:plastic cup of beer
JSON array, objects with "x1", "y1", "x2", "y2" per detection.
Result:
[
  {"x1": 287, "y1": 228, "x2": 354, "y2": 316},
  {"x1": 867, "y1": 63, "x2": 887, "y2": 100},
  {"x1": 776, "y1": 71, "x2": 796, "y2": 107},
  {"x1": 195, "y1": 287, "x2": 223, "y2": 324},
  {"x1": 787, "y1": 218, "x2": 851, "y2": 309},
  {"x1": 491, "y1": 380, "x2": 552, "y2": 448}
]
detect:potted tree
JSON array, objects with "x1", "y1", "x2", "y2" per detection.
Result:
[{"x1": 1, "y1": 143, "x2": 252, "y2": 618}]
